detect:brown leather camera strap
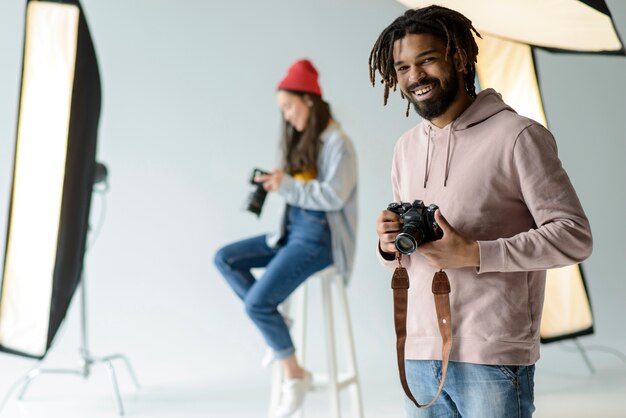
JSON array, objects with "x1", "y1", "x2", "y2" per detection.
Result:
[{"x1": 391, "y1": 253, "x2": 452, "y2": 409}]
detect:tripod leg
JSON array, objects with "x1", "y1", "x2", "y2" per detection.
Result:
[
  {"x1": 573, "y1": 338, "x2": 595, "y2": 374},
  {"x1": 105, "y1": 360, "x2": 125, "y2": 416},
  {"x1": 0, "y1": 368, "x2": 39, "y2": 412},
  {"x1": 102, "y1": 354, "x2": 141, "y2": 390},
  {"x1": 17, "y1": 367, "x2": 43, "y2": 400}
]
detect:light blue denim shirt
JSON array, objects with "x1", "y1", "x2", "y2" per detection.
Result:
[{"x1": 266, "y1": 123, "x2": 358, "y2": 282}]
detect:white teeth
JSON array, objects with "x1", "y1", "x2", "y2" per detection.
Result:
[{"x1": 413, "y1": 86, "x2": 432, "y2": 95}]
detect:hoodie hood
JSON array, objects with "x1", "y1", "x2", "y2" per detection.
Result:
[
  {"x1": 423, "y1": 88, "x2": 515, "y2": 132},
  {"x1": 421, "y1": 88, "x2": 515, "y2": 187}
]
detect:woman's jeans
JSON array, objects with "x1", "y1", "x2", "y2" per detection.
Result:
[
  {"x1": 404, "y1": 360, "x2": 535, "y2": 418},
  {"x1": 214, "y1": 206, "x2": 332, "y2": 360}
]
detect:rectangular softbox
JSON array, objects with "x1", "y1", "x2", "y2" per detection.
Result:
[{"x1": 0, "y1": 0, "x2": 101, "y2": 359}]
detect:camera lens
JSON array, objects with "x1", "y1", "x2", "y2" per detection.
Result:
[
  {"x1": 245, "y1": 187, "x2": 267, "y2": 216},
  {"x1": 394, "y1": 223, "x2": 425, "y2": 255},
  {"x1": 395, "y1": 233, "x2": 417, "y2": 254}
]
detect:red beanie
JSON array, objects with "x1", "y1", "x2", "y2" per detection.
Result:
[{"x1": 277, "y1": 59, "x2": 322, "y2": 97}]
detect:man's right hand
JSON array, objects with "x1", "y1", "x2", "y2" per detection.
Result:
[{"x1": 377, "y1": 210, "x2": 402, "y2": 257}]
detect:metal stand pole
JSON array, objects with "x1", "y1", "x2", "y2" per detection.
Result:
[
  {"x1": 573, "y1": 337, "x2": 595, "y2": 374},
  {"x1": 0, "y1": 271, "x2": 140, "y2": 416}
]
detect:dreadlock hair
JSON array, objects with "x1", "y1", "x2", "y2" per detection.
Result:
[
  {"x1": 279, "y1": 91, "x2": 332, "y2": 175},
  {"x1": 368, "y1": 5, "x2": 482, "y2": 108}
]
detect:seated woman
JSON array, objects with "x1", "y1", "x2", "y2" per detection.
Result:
[{"x1": 214, "y1": 59, "x2": 358, "y2": 418}]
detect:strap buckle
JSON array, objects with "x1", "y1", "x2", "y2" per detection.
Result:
[{"x1": 432, "y1": 270, "x2": 451, "y2": 294}]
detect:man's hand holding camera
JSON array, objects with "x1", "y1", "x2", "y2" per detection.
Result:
[
  {"x1": 255, "y1": 169, "x2": 285, "y2": 192},
  {"x1": 418, "y1": 210, "x2": 480, "y2": 269},
  {"x1": 377, "y1": 210, "x2": 403, "y2": 256},
  {"x1": 377, "y1": 203, "x2": 479, "y2": 269}
]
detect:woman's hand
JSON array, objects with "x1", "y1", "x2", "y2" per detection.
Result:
[{"x1": 255, "y1": 169, "x2": 285, "y2": 192}]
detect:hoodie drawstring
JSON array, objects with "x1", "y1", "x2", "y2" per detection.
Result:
[
  {"x1": 423, "y1": 125, "x2": 432, "y2": 188},
  {"x1": 444, "y1": 124, "x2": 453, "y2": 187},
  {"x1": 423, "y1": 124, "x2": 453, "y2": 188}
]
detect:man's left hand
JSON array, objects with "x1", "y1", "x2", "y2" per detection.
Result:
[{"x1": 417, "y1": 209, "x2": 480, "y2": 269}]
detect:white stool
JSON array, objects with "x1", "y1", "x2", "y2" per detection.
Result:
[{"x1": 268, "y1": 266, "x2": 364, "y2": 418}]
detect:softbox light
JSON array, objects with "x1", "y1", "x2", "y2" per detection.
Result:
[
  {"x1": 0, "y1": 0, "x2": 101, "y2": 359},
  {"x1": 540, "y1": 264, "x2": 594, "y2": 343},
  {"x1": 397, "y1": 0, "x2": 625, "y2": 342}
]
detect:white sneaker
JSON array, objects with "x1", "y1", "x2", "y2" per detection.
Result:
[{"x1": 273, "y1": 370, "x2": 312, "y2": 418}]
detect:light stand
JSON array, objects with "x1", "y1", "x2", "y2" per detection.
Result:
[
  {"x1": 0, "y1": 163, "x2": 140, "y2": 416},
  {"x1": 572, "y1": 338, "x2": 595, "y2": 374}
]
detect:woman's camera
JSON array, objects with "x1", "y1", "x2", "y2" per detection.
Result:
[
  {"x1": 387, "y1": 200, "x2": 443, "y2": 254},
  {"x1": 244, "y1": 168, "x2": 269, "y2": 217}
]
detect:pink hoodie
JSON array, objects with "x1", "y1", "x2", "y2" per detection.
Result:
[{"x1": 379, "y1": 89, "x2": 592, "y2": 365}]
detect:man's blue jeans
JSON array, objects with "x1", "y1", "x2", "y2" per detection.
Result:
[
  {"x1": 404, "y1": 360, "x2": 535, "y2": 418},
  {"x1": 214, "y1": 206, "x2": 332, "y2": 360}
]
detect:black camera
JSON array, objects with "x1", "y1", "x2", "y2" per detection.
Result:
[
  {"x1": 387, "y1": 200, "x2": 443, "y2": 254},
  {"x1": 244, "y1": 168, "x2": 268, "y2": 217}
]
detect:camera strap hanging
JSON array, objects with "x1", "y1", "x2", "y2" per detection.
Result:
[{"x1": 391, "y1": 252, "x2": 452, "y2": 409}]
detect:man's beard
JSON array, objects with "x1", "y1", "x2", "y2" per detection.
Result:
[{"x1": 408, "y1": 70, "x2": 460, "y2": 120}]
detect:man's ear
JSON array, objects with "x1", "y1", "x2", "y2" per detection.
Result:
[{"x1": 454, "y1": 50, "x2": 468, "y2": 74}]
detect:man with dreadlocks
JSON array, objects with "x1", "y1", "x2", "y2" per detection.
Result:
[{"x1": 371, "y1": 5, "x2": 592, "y2": 418}]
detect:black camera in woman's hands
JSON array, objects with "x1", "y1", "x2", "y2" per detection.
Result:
[
  {"x1": 387, "y1": 200, "x2": 443, "y2": 254},
  {"x1": 244, "y1": 168, "x2": 269, "y2": 217}
]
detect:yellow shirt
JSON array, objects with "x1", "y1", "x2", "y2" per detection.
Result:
[{"x1": 292, "y1": 169, "x2": 316, "y2": 181}]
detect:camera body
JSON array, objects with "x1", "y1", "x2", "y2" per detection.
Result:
[
  {"x1": 244, "y1": 168, "x2": 268, "y2": 217},
  {"x1": 387, "y1": 200, "x2": 443, "y2": 254}
]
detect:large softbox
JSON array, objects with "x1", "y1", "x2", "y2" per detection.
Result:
[
  {"x1": 397, "y1": 0, "x2": 625, "y2": 342},
  {"x1": 0, "y1": 0, "x2": 101, "y2": 359}
]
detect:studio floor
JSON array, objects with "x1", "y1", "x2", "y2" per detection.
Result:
[{"x1": 0, "y1": 336, "x2": 624, "y2": 418}]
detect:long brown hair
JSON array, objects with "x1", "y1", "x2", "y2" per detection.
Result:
[{"x1": 280, "y1": 91, "x2": 332, "y2": 175}]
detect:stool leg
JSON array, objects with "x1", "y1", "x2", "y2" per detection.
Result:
[
  {"x1": 322, "y1": 277, "x2": 341, "y2": 418},
  {"x1": 279, "y1": 296, "x2": 292, "y2": 327},
  {"x1": 268, "y1": 283, "x2": 308, "y2": 418},
  {"x1": 268, "y1": 361, "x2": 283, "y2": 418},
  {"x1": 334, "y1": 276, "x2": 364, "y2": 418},
  {"x1": 295, "y1": 282, "x2": 308, "y2": 366},
  {"x1": 293, "y1": 283, "x2": 308, "y2": 418}
]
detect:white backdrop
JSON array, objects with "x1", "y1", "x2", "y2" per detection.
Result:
[{"x1": 0, "y1": 1, "x2": 625, "y2": 416}]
